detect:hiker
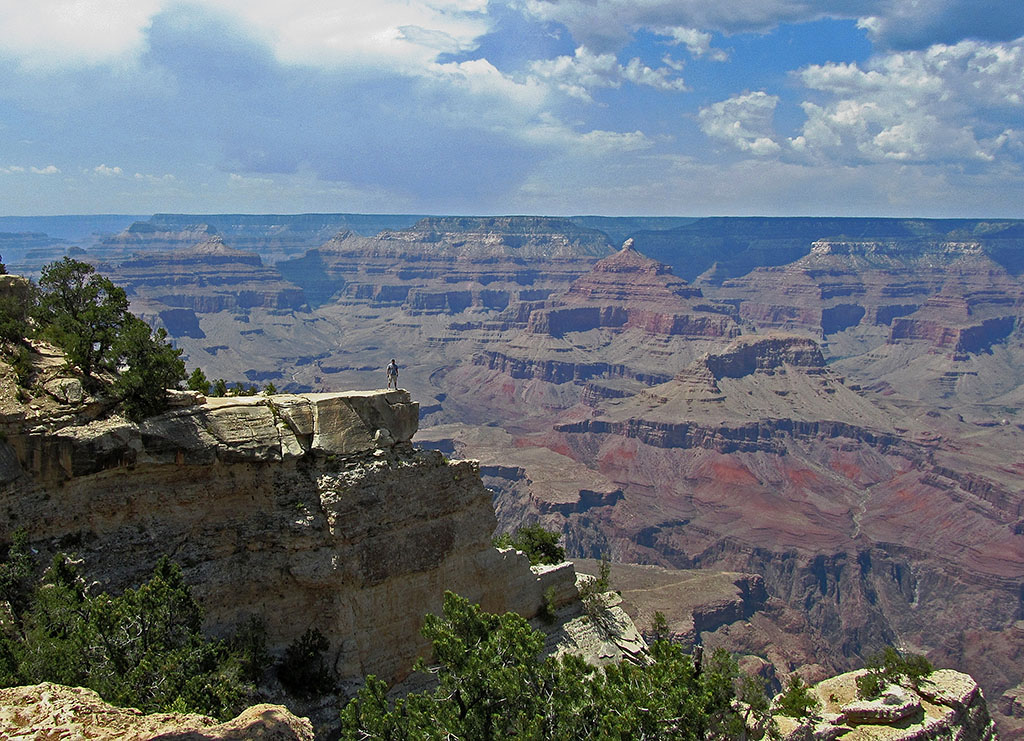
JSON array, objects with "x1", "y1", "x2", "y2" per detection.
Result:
[{"x1": 386, "y1": 358, "x2": 399, "y2": 389}]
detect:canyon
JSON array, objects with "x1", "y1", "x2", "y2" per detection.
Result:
[{"x1": 4, "y1": 213, "x2": 1024, "y2": 736}]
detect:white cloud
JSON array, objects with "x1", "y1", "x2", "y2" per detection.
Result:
[
  {"x1": 0, "y1": 0, "x2": 162, "y2": 67},
  {"x1": 0, "y1": 1, "x2": 492, "y2": 74},
  {"x1": 229, "y1": 172, "x2": 274, "y2": 186},
  {"x1": 529, "y1": 46, "x2": 685, "y2": 102},
  {"x1": 0, "y1": 166, "x2": 26, "y2": 174},
  {"x1": 134, "y1": 172, "x2": 176, "y2": 182},
  {"x1": 655, "y1": 26, "x2": 728, "y2": 61},
  {"x1": 521, "y1": 113, "x2": 654, "y2": 154},
  {"x1": 790, "y1": 39, "x2": 1024, "y2": 165},
  {"x1": 698, "y1": 91, "x2": 782, "y2": 155},
  {"x1": 94, "y1": 164, "x2": 123, "y2": 176},
  {"x1": 30, "y1": 165, "x2": 61, "y2": 174}
]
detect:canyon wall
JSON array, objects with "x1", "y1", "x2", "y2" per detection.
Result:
[{"x1": 0, "y1": 387, "x2": 600, "y2": 686}]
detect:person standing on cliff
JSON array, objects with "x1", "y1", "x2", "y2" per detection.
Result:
[{"x1": 386, "y1": 358, "x2": 399, "y2": 389}]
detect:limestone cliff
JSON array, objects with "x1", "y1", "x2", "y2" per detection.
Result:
[{"x1": 0, "y1": 385, "x2": 635, "y2": 687}]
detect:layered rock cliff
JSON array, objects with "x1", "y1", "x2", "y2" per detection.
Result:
[
  {"x1": 99, "y1": 236, "x2": 308, "y2": 321},
  {"x1": 0, "y1": 382, "x2": 635, "y2": 689}
]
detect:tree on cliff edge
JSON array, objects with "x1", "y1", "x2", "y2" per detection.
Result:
[
  {"x1": 35, "y1": 257, "x2": 129, "y2": 381},
  {"x1": 34, "y1": 257, "x2": 186, "y2": 420}
]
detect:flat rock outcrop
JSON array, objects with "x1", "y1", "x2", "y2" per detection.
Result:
[
  {"x1": 777, "y1": 669, "x2": 995, "y2": 741},
  {"x1": 0, "y1": 683, "x2": 314, "y2": 741}
]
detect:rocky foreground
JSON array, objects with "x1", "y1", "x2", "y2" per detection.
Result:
[{"x1": 0, "y1": 684, "x2": 314, "y2": 741}]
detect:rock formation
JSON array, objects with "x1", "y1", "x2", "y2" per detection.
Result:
[
  {"x1": 277, "y1": 216, "x2": 614, "y2": 310},
  {"x1": 774, "y1": 669, "x2": 995, "y2": 741},
  {"x1": 0, "y1": 343, "x2": 646, "y2": 697},
  {"x1": 99, "y1": 236, "x2": 308, "y2": 321},
  {"x1": 0, "y1": 683, "x2": 314, "y2": 741}
]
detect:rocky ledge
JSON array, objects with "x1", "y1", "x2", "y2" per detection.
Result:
[
  {"x1": 777, "y1": 668, "x2": 995, "y2": 741},
  {"x1": 0, "y1": 683, "x2": 314, "y2": 741}
]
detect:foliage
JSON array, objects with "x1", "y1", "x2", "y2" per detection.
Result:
[
  {"x1": 775, "y1": 674, "x2": 820, "y2": 721},
  {"x1": 649, "y1": 610, "x2": 670, "y2": 642},
  {"x1": 28, "y1": 258, "x2": 185, "y2": 420},
  {"x1": 111, "y1": 316, "x2": 186, "y2": 421},
  {"x1": 341, "y1": 591, "x2": 755, "y2": 740},
  {"x1": 34, "y1": 258, "x2": 129, "y2": 381},
  {"x1": 10, "y1": 346, "x2": 33, "y2": 388},
  {"x1": 263, "y1": 381, "x2": 277, "y2": 395},
  {"x1": 856, "y1": 646, "x2": 933, "y2": 699},
  {"x1": 0, "y1": 284, "x2": 34, "y2": 347},
  {"x1": 187, "y1": 366, "x2": 211, "y2": 395},
  {"x1": 278, "y1": 627, "x2": 333, "y2": 696},
  {"x1": 738, "y1": 673, "x2": 780, "y2": 740},
  {"x1": 493, "y1": 524, "x2": 566, "y2": 566},
  {"x1": 0, "y1": 530, "x2": 34, "y2": 618},
  {"x1": 0, "y1": 550, "x2": 263, "y2": 720},
  {"x1": 578, "y1": 555, "x2": 612, "y2": 615},
  {"x1": 211, "y1": 378, "x2": 228, "y2": 397}
]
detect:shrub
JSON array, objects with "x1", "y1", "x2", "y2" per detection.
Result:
[
  {"x1": 1, "y1": 550, "x2": 262, "y2": 720},
  {"x1": 856, "y1": 646, "x2": 933, "y2": 699},
  {"x1": 493, "y1": 524, "x2": 565, "y2": 566},
  {"x1": 111, "y1": 317, "x2": 186, "y2": 421},
  {"x1": 341, "y1": 592, "x2": 752, "y2": 740},
  {"x1": 776, "y1": 674, "x2": 820, "y2": 720},
  {"x1": 278, "y1": 627, "x2": 333, "y2": 696},
  {"x1": 187, "y1": 367, "x2": 211, "y2": 395}
]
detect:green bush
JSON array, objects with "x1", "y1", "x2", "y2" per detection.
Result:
[
  {"x1": 493, "y1": 524, "x2": 566, "y2": 566},
  {"x1": 112, "y1": 317, "x2": 186, "y2": 421},
  {"x1": 341, "y1": 591, "x2": 754, "y2": 740},
  {"x1": 0, "y1": 549, "x2": 263, "y2": 720},
  {"x1": 776, "y1": 674, "x2": 820, "y2": 720},
  {"x1": 856, "y1": 646, "x2": 933, "y2": 699},
  {"x1": 278, "y1": 627, "x2": 334, "y2": 696},
  {"x1": 187, "y1": 367, "x2": 211, "y2": 395}
]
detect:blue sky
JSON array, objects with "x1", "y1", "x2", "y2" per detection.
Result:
[{"x1": 1, "y1": 0, "x2": 1023, "y2": 217}]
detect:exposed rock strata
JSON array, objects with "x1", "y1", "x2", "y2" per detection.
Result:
[
  {"x1": 0, "y1": 389, "x2": 626, "y2": 687},
  {"x1": 99, "y1": 236, "x2": 307, "y2": 324},
  {"x1": 0, "y1": 683, "x2": 314, "y2": 741}
]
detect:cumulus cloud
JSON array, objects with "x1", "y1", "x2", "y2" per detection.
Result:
[
  {"x1": 93, "y1": 164, "x2": 123, "y2": 176},
  {"x1": 0, "y1": 166, "x2": 26, "y2": 174},
  {"x1": 655, "y1": 26, "x2": 729, "y2": 61},
  {"x1": 521, "y1": 113, "x2": 654, "y2": 154},
  {"x1": 529, "y1": 46, "x2": 686, "y2": 102},
  {"x1": 30, "y1": 165, "x2": 60, "y2": 174},
  {"x1": 790, "y1": 39, "x2": 1024, "y2": 165},
  {"x1": 0, "y1": 1, "x2": 492, "y2": 73},
  {"x1": 699, "y1": 91, "x2": 782, "y2": 155}
]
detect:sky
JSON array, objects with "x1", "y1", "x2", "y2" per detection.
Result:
[{"x1": 1, "y1": 0, "x2": 1023, "y2": 217}]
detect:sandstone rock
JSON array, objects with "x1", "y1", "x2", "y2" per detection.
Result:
[
  {"x1": 783, "y1": 669, "x2": 998, "y2": 741},
  {"x1": 43, "y1": 377, "x2": 83, "y2": 405},
  {"x1": 0, "y1": 683, "x2": 314, "y2": 740}
]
